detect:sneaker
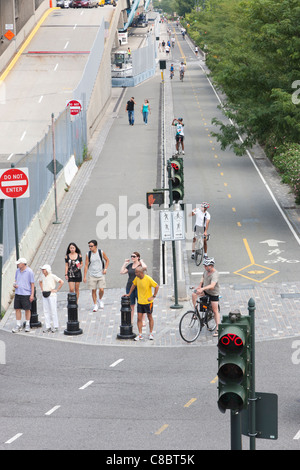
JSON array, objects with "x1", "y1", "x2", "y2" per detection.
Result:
[
  {"x1": 43, "y1": 327, "x2": 51, "y2": 333},
  {"x1": 191, "y1": 253, "x2": 195, "y2": 259},
  {"x1": 149, "y1": 334, "x2": 154, "y2": 340},
  {"x1": 182, "y1": 151, "x2": 185, "y2": 155},
  {"x1": 12, "y1": 324, "x2": 22, "y2": 333},
  {"x1": 24, "y1": 324, "x2": 30, "y2": 332},
  {"x1": 51, "y1": 327, "x2": 59, "y2": 333},
  {"x1": 99, "y1": 300, "x2": 104, "y2": 309},
  {"x1": 134, "y1": 334, "x2": 143, "y2": 341},
  {"x1": 93, "y1": 304, "x2": 98, "y2": 312}
]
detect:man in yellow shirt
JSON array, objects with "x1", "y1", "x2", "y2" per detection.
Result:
[{"x1": 126, "y1": 266, "x2": 159, "y2": 341}]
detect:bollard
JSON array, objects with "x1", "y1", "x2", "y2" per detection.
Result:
[
  {"x1": 64, "y1": 292, "x2": 83, "y2": 335},
  {"x1": 30, "y1": 287, "x2": 42, "y2": 328},
  {"x1": 117, "y1": 295, "x2": 136, "y2": 339}
]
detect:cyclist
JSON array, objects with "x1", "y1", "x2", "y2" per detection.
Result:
[
  {"x1": 171, "y1": 37, "x2": 175, "y2": 48},
  {"x1": 190, "y1": 202, "x2": 210, "y2": 259},
  {"x1": 192, "y1": 257, "x2": 220, "y2": 336},
  {"x1": 172, "y1": 117, "x2": 185, "y2": 155},
  {"x1": 170, "y1": 63, "x2": 174, "y2": 79},
  {"x1": 179, "y1": 62, "x2": 185, "y2": 80}
]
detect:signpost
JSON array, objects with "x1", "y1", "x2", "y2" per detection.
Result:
[{"x1": 0, "y1": 166, "x2": 30, "y2": 313}]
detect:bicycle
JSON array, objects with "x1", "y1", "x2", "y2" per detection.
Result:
[
  {"x1": 194, "y1": 233, "x2": 210, "y2": 266},
  {"x1": 179, "y1": 294, "x2": 218, "y2": 343}
]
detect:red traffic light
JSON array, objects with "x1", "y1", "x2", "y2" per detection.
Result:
[{"x1": 219, "y1": 333, "x2": 244, "y2": 354}]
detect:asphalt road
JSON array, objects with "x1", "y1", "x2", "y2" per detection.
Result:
[
  {"x1": 0, "y1": 7, "x2": 113, "y2": 162},
  {"x1": 0, "y1": 329, "x2": 299, "y2": 450}
]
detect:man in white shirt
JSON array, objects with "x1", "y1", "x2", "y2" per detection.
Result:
[
  {"x1": 83, "y1": 239, "x2": 109, "y2": 312},
  {"x1": 39, "y1": 264, "x2": 63, "y2": 332},
  {"x1": 190, "y1": 202, "x2": 211, "y2": 259}
]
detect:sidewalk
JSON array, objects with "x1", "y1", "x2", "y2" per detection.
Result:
[{"x1": 1, "y1": 23, "x2": 300, "y2": 347}]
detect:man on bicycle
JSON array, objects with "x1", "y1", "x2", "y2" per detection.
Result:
[
  {"x1": 179, "y1": 62, "x2": 185, "y2": 80},
  {"x1": 170, "y1": 64, "x2": 174, "y2": 79},
  {"x1": 172, "y1": 117, "x2": 185, "y2": 155},
  {"x1": 192, "y1": 257, "x2": 220, "y2": 336},
  {"x1": 190, "y1": 202, "x2": 210, "y2": 259}
]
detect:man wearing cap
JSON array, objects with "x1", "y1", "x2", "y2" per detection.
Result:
[
  {"x1": 12, "y1": 258, "x2": 35, "y2": 333},
  {"x1": 39, "y1": 264, "x2": 64, "y2": 333}
]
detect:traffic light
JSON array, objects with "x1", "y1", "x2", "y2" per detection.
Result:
[
  {"x1": 169, "y1": 157, "x2": 184, "y2": 202},
  {"x1": 217, "y1": 311, "x2": 251, "y2": 414}
]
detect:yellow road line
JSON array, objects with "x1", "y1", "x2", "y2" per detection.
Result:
[
  {"x1": 210, "y1": 375, "x2": 218, "y2": 384},
  {"x1": 0, "y1": 8, "x2": 56, "y2": 82},
  {"x1": 184, "y1": 398, "x2": 197, "y2": 408},
  {"x1": 243, "y1": 238, "x2": 255, "y2": 264},
  {"x1": 155, "y1": 424, "x2": 169, "y2": 435}
]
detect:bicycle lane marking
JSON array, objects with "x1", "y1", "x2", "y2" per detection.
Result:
[{"x1": 234, "y1": 238, "x2": 279, "y2": 283}]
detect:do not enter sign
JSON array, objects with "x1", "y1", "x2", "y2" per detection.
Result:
[
  {"x1": 0, "y1": 168, "x2": 30, "y2": 199},
  {"x1": 66, "y1": 99, "x2": 82, "y2": 116}
]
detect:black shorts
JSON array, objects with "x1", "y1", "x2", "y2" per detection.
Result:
[
  {"x1": 14, "y1": 294, "x2": 31, "y2": 311},
  {"x1": 137, "y1": 303, "x2": 153, "y2": 315},
  {"x1": 176, "y1": 134, "x2": 184, "y2": 142},
  {"x1": 204, "y1": 291, "x2": 219, "y2": 302}
]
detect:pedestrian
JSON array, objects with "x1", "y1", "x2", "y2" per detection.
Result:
[
  {"x1": 192, "y1": 257, "x2": 220, "y2": 336},
  {"x1": 161, "y1": 40, "x2": 165, "y2": 51},
  {"x1": 39, "y1": 264, "x2": 64, "y2": 333},
  {"x1": 12, "y1": 258, "x2": 34, "y2": 333},
  {"x1": 127, "y1": 47, "x2": 131, "y2": 58},
  {"x1": 141, "y1": 99, "x2": 151, "y2": 125},
  {"x1": 120, "y1": 252, "x2": 147, "y2": 324},
  {"x1": 83, "y1": 239, "x2": 109, "y2": 312},
  {"x1": 126, "y1": 266, "x2": 159, "y2": 341},
  {"x1": 65, "y1": 242, "x2": 83, "y2": 302},
  {"x1": 190, "y1": 202, "x2": 211, "y2": 259},
  {"x1": 126, "y1": 96, "x2": 136, "y2": 126}
]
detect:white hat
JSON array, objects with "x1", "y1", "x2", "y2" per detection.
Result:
[
  {"x1": 40, "y1": 264, "x2": 51, "y2": 272},
  {"x1": 16, "y1": 258, "x2": 27, "y2": 265}
]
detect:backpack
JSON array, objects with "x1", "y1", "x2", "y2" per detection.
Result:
[{"x1": 88, "y1": 249, "x2": 104, "y2": 270}]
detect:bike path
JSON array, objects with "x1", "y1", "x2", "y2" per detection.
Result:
[{"x1": 1, "y1": 23, "x2": 300, "y2": 346}]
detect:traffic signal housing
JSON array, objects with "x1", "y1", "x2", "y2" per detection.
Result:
[
  {"x1": 217, "y1": 311, "x2": 251, "y2": 414},
  {"x1": 169, "y1": 157, "x2": 184, "y2": 202}
]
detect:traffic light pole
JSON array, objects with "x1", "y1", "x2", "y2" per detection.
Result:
[
  {"x1": 248, "y1": 298, "x2": 256, "y2": 450},
  {"x1": 167, "y1": 161, "x2": 182, "y2": 309},
  {"x1": 231, "y1": 411, "x2": 242, "y2": 450}
]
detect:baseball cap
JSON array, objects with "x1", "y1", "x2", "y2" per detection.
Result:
[
  {"x1": 16, "y1": 258, "x2": 27, "y2": 265},
  {"x1": 40, "y1": 264, "x2": 51, "y2": 272}
]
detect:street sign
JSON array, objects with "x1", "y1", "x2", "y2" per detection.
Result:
[
  {"x1": 66, "y1": 99, "x2": 82, "y2": 116},
  {"x1": 146, "y1": 191, "x2": 164, "y2": 209},
  {"x1": 0, "y1": 167, "x2": 30, "y2": 199},
  {"x1": 160, "y1": 210, "x2": 185, "y2": 241}
]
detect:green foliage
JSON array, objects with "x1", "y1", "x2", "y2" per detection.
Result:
[{"x1": 273, "y1": 143, "x2": 300, "y2": 203}]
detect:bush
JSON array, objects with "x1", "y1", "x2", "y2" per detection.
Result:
[{"x1": 273, "y1": 143, "x2": 300, "y2": 204}]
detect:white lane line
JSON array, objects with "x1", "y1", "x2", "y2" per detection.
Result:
[
  {"x1": 5, "y1": 433, "x2": 23, "y2": 444},
  {"x1": 293, "y1": 430, "x2": 300, "y2": 440},
  {"x1": 79, "y1": 380, "x2": 94, "y2": 390},
  {"x1": 64, "y1": 41, "x2": 69, "y2": 50},
  {"x1": 20, "y1": 131, "x2": 26, "y2": 141},
  {"x1": 110, "y1": 358, "x2": 124, "y2": 368},
  {"x1": 7, "y1": 153, "x2": 13, "y2": 161},
  {"x1": 45, "y1": 405, "x2": 60, "y2": 416},
  {"x1": 73, "y1": 24, "x2": 77, "y2": 30},
  {"x1": 38, "y1": 95, "x2": 43, "y2": 103},
  {"x1": 54, "y1": 63, "x2": 59, "y2": 71}
]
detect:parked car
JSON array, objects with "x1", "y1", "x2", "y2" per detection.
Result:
[
  {"x1": 56, "y1": 0, "x2": 73, "y2": 7},
  {"x1": 72, "y1": 0, "x2": 98, "y2": 7}
]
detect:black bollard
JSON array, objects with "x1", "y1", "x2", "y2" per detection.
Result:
[
  {"x1": 30, "y1": 287, "x2": 42, "y2": 328},
  {"x1": 64, "y1": 292, "x2": 83, "y2": 335},
  {"x1": 117, "y1": 295, "x2": 136, "y2": 339}
]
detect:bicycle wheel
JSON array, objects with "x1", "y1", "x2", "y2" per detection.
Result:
[
  {"x1": 206, "y1": 305, "x2": 219, "y2": 331},
  {"x1": 179, "y1": 310, "x2": 201, "y2": 343},
  {"x1": 195, "y1": 247, "x2": 203, "y2": 266}
]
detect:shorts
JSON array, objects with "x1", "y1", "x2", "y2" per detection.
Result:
[
  {"x1": 137, "y1": 303, "x2": 153, "y2": 315},
  {"x1": 204, "y1": 291, "x2": 219, "y2": 302},
  {"x1": 126, "y1": 286, "x2": 137, "y2": 305},
  {"x1": 14, "y1": 294, "x2": 31, "y2": 311},
  {"x1": 176, "y1": 134, "x2": 184, "y2": 142},
  {"x1": 88, "y1": 276, "x2": 106, "y2": 290}
]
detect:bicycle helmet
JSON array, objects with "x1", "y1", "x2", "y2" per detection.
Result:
[
  {"x1": 203, "y1": 257, "x2": 215, "y2": 266},
  {"x1": 201, "y1": 202, "x2": 210, "y2": 209}
]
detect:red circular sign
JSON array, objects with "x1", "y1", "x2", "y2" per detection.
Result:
[
  {"x1": 0, "y1": 168, "x2": 29, "y2": 198},
  {"x1": 67, "y1": 100, "x2": 82, "y2": 116}
]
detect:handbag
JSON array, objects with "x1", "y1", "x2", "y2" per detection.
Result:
[{"x1": 42, "y1": 291, "x2": 51, "y2": 298}]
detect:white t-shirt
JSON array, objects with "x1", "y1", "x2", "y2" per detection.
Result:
[
  {"x1": 40, "y1": 273, "x2": 61, "y2": 294},
  {"x1": 193, "y1": 208, "x2": 210, "y2": 227}
]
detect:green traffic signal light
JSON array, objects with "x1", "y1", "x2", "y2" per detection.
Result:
[
  {"x1": 169, "y1": 157, "x2": 184, "y2": 202},
  {"x1": 217, "y1": 312, "x2": 251, "y2": 414}
]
